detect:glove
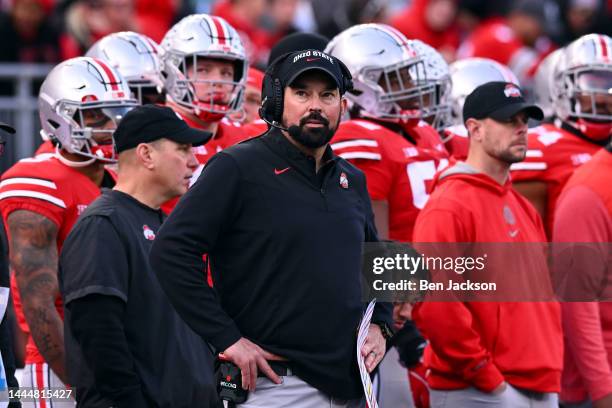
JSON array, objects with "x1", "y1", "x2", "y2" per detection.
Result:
[{"x1": 392, "y1": 320, "x2": 426, "y2": 368}]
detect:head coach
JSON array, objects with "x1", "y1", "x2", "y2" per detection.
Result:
[
  {"x1": 150, "y1": 50, "x2": 394, "y2": 407},
  {"x1": 58, "y1": 105, "x2": 219, "y2": 408}
]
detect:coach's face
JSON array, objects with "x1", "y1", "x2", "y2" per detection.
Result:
[
  {"x1": 150, "y1": 139, "x2": 199, "y2": 197},
  {"x1": 281, "y1": 70, "x2": 347, "y2": 148},
  {"x1": 469, "y1": 111, "x2": 529, "y2": 164}
]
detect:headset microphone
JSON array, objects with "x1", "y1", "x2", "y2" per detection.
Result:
[{"x1": 259, "y1": 107, "x2": 303, "y2": 139}]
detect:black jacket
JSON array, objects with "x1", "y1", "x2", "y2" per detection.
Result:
[{"x1": 151, "y1": 129, "x2": 392, "y2": 399}]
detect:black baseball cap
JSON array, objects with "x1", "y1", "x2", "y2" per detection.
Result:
[
  {"x1": 268, "y1": 32, "x2": 329, "y2": 65},
  {"x1": 275, "y1": 49, "x2": 350, "y2": 94},
  {"x1": 0, "y1": 121, "x2": 15, "y2": 134},
  {"x1": 463, "y1": 81, "x2": 544, "y2": 123},
  {"x1": 114, "y1": 105, "x2": 212, "y2": 153}
]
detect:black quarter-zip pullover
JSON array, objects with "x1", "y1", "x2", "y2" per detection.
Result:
[{"x1": 151, "y1": 128, "x2": 392, "y2": 399}]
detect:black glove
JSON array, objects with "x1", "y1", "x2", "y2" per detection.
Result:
[{"x1": 391, "y1": 320, "x2": 426, "y2": 368}]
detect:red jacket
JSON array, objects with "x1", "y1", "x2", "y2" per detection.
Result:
[
  {"x1": 554, "y1": 148, "x2": 612, "y2": 403},
  {"x1": 412, "y1": 162, "x2": 562, "y2": 393}
]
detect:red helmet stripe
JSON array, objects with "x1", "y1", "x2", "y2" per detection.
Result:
[
  {"x1": 211, "y1": 17, "x2": 228, "y2": 45},
  {"x1": 377, "y1": 26, "x2": 416, "y2": 59},
  {"x1": 598, "y1": 35, "x2": 610, "y2": 61},
  {"x1": 202, "y1": 14, "x2": 219, "y2": 45},
  {"x1": 144, "y1": 37, "x2": 158, "y2": 54},
  {"x1": 92, "y1": 58, "x2": 120, "y2": 91}
]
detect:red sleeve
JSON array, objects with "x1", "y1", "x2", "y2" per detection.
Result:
[
  {"x1": 0, "y1": 172, "x2": 68, "y2": 228},
  {"x1": 553, "y1": 186, "x2": 609, "y2": 296},
  {"x1": 562, "y1": 302, "x2": 612, "y2": 401},
  {"x1": 554, "y1": 185, "x2": 610, "y2": 244},
  {"x1": 413, "y1": 207, "x2": 505, "y2": 392},
  {"x1": 0, "y1": 199, "x2": 64, "y2": 229},
  {"x1": 554, "y1": 186, "x2": 612, "y2": 401}
]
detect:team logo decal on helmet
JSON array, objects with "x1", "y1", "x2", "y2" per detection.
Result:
[
  {"x1": 38, "y1": 57, "x2": 138, "y2": 166},
  {"x1": 161, "y1": 14, "x2": 248, "y2": 122}
]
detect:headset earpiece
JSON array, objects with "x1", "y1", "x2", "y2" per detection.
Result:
[
  {"x1": 337, "y1": 59, "x2": 353, "y2": 94},
  {"x1": 260, "y1": 51, "x2": 353, "y2": 123},
  {"x1": 261, "y1": 52, "x2": 294, "y2": 124}
]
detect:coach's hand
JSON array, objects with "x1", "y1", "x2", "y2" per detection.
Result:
[
  {"x1": 222, "y1": 338, "x2": 283, "y2": 391},
  {"x1": 361, "y1": 324, "x2": 386, "y2": 373}
]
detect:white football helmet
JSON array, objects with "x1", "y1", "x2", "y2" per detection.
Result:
[
  {"x1": 410, "y1": 39, "x2": 451, "y2": 131},
  {"x1": 161, "y1": 14, "x2": 247, "y2": 122},
  {"x1": 38, "y1": 57, "x2": 138, "y2": 165},
  {"x1": 553, "y1": 34, "x2": 612, "y2": 142},
  {"x1": 86, "y1": 31, "x2": 165, "y2": 105},
  {"x1": 448, "y1": 58, "x2": 520, "y2": 126},
  {"x1": 533, "y1": 48, "x2": 563, "y2": 120},
  {"x1": 325, "y1": 23, "x2": 436, "y2": 123}
]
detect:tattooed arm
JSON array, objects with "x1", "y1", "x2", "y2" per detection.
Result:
[{"x1": 7, "y1": 210, "x2": 66, "y2": 383}]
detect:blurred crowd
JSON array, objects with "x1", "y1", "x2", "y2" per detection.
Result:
[{"x1": 0, "y1": 0, "x2": 611, "y2": 83}]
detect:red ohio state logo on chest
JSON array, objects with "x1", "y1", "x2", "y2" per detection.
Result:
[
  {"x1": 143, "y1": 225, "x2": 156, "y2": 240},
  {"x1": 339, "y1": 172, "x2": 349, "y2": 189}
]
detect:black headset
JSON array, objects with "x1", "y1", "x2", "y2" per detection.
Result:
[{"x1": 259, "y1": 51, "x2": 353, "y2": 125}]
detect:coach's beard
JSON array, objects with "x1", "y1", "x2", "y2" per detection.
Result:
[{"x1": 291, "y1": 112, "x2": 339, "y2": 148}]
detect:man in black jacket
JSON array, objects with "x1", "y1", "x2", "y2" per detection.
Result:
[
  {"x1": 59, "y1": 105, "x2": 217, "y2": 407},
  {"x1": 151, "y1": 50, "x2": 393, "y2": 407}
]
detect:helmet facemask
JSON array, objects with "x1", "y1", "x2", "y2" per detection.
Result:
[
  {"x1": 168, "y1": 54, "x2": 245, "y2": 122},
  {"x1": 57, "y1": 101, "x2": 134, "y2": 163},
  {"x1": 353, "y1": 58, "x2": 438, "y2": 124},
  {"x1": 558, "y1": 67, "x2": 612, "y2": 141},
  {"x1": 426, "y1": 79, "x2": 452, "y2": 131},
  {"x1": 128, "y1": 79, "x2": 166, "y2": 105}
]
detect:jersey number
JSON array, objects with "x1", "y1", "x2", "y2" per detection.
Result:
[{"x1": 407, "y1": 159, "x2": 449, "y2": 209}]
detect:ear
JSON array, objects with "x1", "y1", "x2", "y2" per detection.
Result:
[
  {"x1": 465, "y1": 118, "x2": 482, "y2": 142},
  {"x1": 135, "y1": 143, "x2": 156, "y2": 170},
  {"x1": 340, "y1": 97, "x2": 348, "y2": 116}
]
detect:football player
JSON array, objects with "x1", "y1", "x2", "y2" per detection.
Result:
[
  {"x1": 326, "y1": 24, "x2": 449, "y2": 242},
  {"x1": 409, "y1": 39, "x2": 452, "y2": 134},
  {"x1": 35, "y1": 31, "x2": 166, "y2": 158},
  {"x1": 161, "y1": 14, "x2": 248, "y2": 165},
  {"x1": 0, "y1": 57, "x2": 136, "y2": 406},
  {"x1": 86, "y1": 31, "x2": 166, "y2": 105},
  {"x1": 511, "y1": 34, "x2": 612, "y2": 236}
]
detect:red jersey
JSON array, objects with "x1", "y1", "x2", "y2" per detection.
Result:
[
  {"x1": 0, "y1": 156, "x2": 108, "y2": 364},
  {"x1": 242, "y1": 119, "x2": 268, "y2": 139},
  {"x1": 510, "y1": 123, "x2": 602, "y2": 236},
  {"x1": 189, "y1": 117, "x2": 247, "y2": 164},
  {"x1": 441, "y1": 125, "x2": 470, "y2": 161},
  {"x1": 407, "y1": 120, "x2": 449, "y2": 158},
  {"x1": 34, "y1": 140, "x2": 56, "y2": 157},
  {"x1": 330, "y1": 119, "x2": 449, "y2": 242},
  {"x1": 413, "y1": 163, "x2": 562, "y2": 393}
]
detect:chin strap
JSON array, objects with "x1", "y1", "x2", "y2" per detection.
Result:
[{"x1": 55, "y1": 145, "x2": 97, "y2": 168}]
